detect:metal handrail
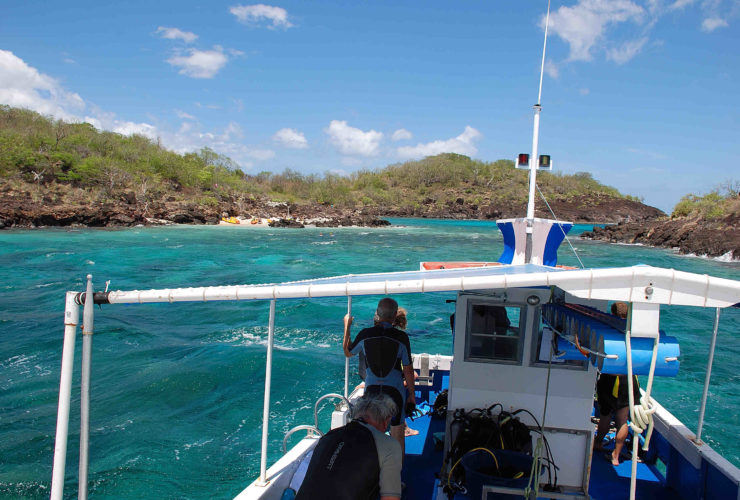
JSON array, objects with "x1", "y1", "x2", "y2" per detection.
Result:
[
  {"x1": 282, "y1": 425, "x2": 323, "y2": 453},
  {"x1": 314, "y1": 393, "x2": 352, "y2": 431}
]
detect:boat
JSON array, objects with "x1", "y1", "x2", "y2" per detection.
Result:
[
  {"x1": 222, "y1": 216, "x2": 241, "y2": 224},
  {"x1": 49, "y1": 3, "x2": 740, "y2": 500}
]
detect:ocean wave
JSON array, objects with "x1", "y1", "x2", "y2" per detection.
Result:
[
  {"x1": 714, "y1": 251, "x2": 737, "y2": 263},
  {"x1": 680, "y1": 251, "x2": 739, "y2": 263},
  {"x1": 45, "y1": 251, "x2": 74, "y2": 258},
  {"x1": 33, "y1": 281, "x2": 62, "y2": 288}
]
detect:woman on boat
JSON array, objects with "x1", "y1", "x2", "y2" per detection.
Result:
[{"x1": 392, "y1": 308, "x2": 419, "y2": 437}]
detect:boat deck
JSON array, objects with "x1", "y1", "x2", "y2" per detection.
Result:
[{"x1": 400, "y1": 380, "x2": 680, "y2": 500}]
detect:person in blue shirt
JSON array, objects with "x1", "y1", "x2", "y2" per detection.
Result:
[{"x1": 343, "y1": 297, "x2": 416, "y2": 456}]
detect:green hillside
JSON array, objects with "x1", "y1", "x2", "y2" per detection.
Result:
[{"x1": 0, "y1": 105, "x2": 644, "y2": 219}]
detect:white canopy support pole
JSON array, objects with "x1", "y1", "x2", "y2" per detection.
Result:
[
  {"x1": 50, "y1": 292, "x2": 81, "y2": 500},
  {"x1": 79, "y1": 275, "x2": 94, "y2": 500},
  {"x1": 257, "y1": 299, "x2": 276, "y2": 486},
  {"x1": 696, "y1": 307, "x2": 721, "y2": 443},
  {"x1": 344, "y1": 296, "x2": 352, "y2": 398},
  {"x1": 624, "y1": 305, "x2": 639, "y2": 500}
]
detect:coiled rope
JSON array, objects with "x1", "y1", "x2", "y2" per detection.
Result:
[{"x1": 624, "y1": 311, "x2": 659, "y2": 500}]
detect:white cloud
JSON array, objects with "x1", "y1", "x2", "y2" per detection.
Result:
[
  {"x1": 701, "y1": 16, "x2": 728, "y2": 31},
  {"x1": 86, "y1": 104, "x2": 159, "y2": 140},
  {"x1": 229, "y1": 4, "x2": 293, "y2": 29},
  {"x1": 391, "y1": 128, "x2": 412, "y2": 141},
  {"x1": 0, "y1": 49, "x2": 85, "y2": 120},
  {"x1": 397, "y1": 126, "x2": 481, "y2": 159},
  {"x1": 156, "y1": 26, "x2": 198, "y2": 43},
  {"x1": 0, "y1": 50, "x2": 276, "y2": 171},
  {"x1": 547, "y1": 0, "x2": 645, "y2": 62},
  {"x1": 273, "y1": 127, "x2": 308, "y2": 149},
  {"x1": 113, "y1": 121, "x2": 159, "y2": 139},
  {"x1": 579, "y1": 87, "x2": 590, "y2": 95},
  {"x1": 668, "y1": 0, "x2": 696, "y2": 11},
  {"x1": 544, "y1": 59, "x2": 559, "y2": 78},
  {"x1": 221, "y1": 121, "x2": 243, "y2": 141},
  {"x1": 167, "y1": 47, "x2": 228, "y2": 78},
  {"x1": 176, "y1": 109, "x2": 196, "y2": 120},
  {"x1": 195, "y1": 102, "x2": 222, "y2": 109},
  {"x1": 165, "y1": 121, "x2": 274, "y2": 167},
  {"x1": 606, "y1": 36, "x2": 648, "y2": 64},
  {"x1": 325, "y1": 120, "x2": 383, "y2": 156}
]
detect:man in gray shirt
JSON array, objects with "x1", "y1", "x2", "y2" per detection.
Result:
[{"x1": 296, "y1": 393, "x2": 402, "y2": 500}]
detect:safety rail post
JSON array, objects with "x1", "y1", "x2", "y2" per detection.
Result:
[
  {"x1": 50, "y1": 291, "x2": 81, "y2": 500},
  {"x1": 696, "y1": 307, "x2": 721, "y2": 443},
  {"x1": 79, "y1": 275, "x2": 95, "y2": 500},
  {"x1": 258, "y1": 299, "x2": 276, "y2": 485},
  {"x1": 344, "y1": 296, "x2": 352, "y2": 398}
]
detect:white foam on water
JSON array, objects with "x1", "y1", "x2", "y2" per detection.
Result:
[
  {"x1": 714, "y1": 251, "x2": 737, "y2": 262},
  {"x1": 33, "y1": 281, "x2": 62, "y2": 288}
]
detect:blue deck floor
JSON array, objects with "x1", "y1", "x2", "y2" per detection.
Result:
[{"x1": 400, "y1": 379, "x2": 678, "y2": 499}]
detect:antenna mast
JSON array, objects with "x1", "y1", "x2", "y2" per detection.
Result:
[{"x1": 525, "y1": 0, "x2": 552, "y2": 262}]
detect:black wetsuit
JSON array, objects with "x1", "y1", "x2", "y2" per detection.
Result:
[
  {"x1": 295, "y1": 421, "x2": 380, "y2": 500},
  {"x1": 597, "y1": 374, "x2": 640, "y2": 415},
  {"x1": 349, "y1": 323, "x2": 411, "y2": 426}
]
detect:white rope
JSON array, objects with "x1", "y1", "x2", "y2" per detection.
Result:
[
  {"x1": 624, "y1": 306, "x2": 659, "y2": 500},
  {"x1": 536, "y1": 184, "x2": 586, "y2": 269},
  {"x1": 524, "y1": 438, "x2": 544, "y2": 499}
]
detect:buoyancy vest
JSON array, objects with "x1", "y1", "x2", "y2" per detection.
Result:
[{"x1": 295, "y1": 421, "x2": 380, "y2": 500}]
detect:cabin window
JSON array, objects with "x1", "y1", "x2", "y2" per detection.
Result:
[
  {"x1": 465, "y1": 303, "x2": 524, "y2": 363},
  {"x1": 531, "y1": 313, "x2": 589, "y2": 370}
]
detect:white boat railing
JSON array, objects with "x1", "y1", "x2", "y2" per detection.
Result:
[
  {"x1": 49, "y1": 268, "x2": 739, "y2": 499},
  {"x1": 696, "y1": 307, "x2": 721, "y2": 443}
]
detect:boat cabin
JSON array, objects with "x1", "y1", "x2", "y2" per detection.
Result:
[{"x1": 448, "y1": 287, "x2": 597, "y2": 494}]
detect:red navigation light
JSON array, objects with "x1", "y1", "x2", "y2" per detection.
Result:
[
  {"x1": 538, "y1": 155, "x2": 551, "y2": 169},
  {"x1": 517, "y1": 153, "x2": 529, "y2": 166}
]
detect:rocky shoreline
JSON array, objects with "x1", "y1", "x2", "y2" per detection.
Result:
[
  {"x1": 0, "y1": 182, "x2": 665, "y2": 230},
  {"x1": 2, "y1": 182, "x2": 736, "y2": 261},
  {"x1": 581, "y1": 214, "x2": 739, "y2": 260}
]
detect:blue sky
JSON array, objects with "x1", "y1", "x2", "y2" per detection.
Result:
[{"x1": 1, "y1": 1, "x2": 738, "y2": 212}]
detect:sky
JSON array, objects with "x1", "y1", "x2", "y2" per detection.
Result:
[{"x1": 1, "y1": 0, "x2": 738, "y2": 213}]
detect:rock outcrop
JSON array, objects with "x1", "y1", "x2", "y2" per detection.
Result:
[{"x1": 582, "y1": 214, "x2": 739, "y2": 259}]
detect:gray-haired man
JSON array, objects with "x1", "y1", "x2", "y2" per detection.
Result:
[{"x1": 296, "y1": 393, "x2": 402, "y2": 500}]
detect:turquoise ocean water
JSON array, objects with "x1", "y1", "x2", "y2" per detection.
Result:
[{"x1": 1, "y1": 218, "x2": 739, "y2": 499}]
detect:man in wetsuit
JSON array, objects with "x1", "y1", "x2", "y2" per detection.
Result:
[
  {"x1": 295, "y1": 393, "x2": 402, "y2": 500},
  {"x1": 343, "y1": 297, "x2": 416, "y2": 457}
]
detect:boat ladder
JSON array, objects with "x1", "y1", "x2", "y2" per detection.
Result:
[{"x1": 282, "y1": 393, "x2": 353, "y2": 452}]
